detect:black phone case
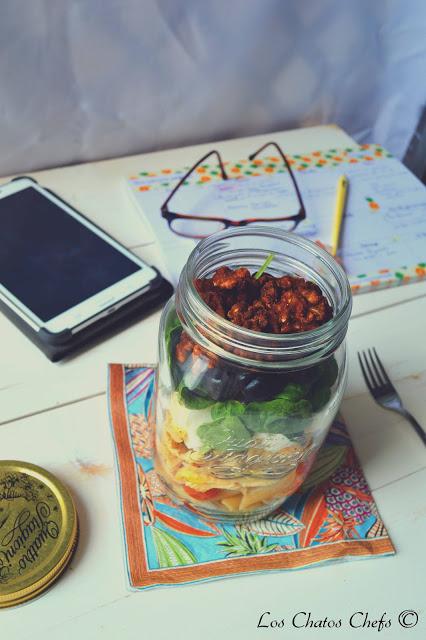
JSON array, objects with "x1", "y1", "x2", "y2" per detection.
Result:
[{"x1": 0, "y1": 176, "x2": 173, "y2": 362}]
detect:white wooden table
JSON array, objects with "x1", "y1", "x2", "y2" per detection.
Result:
[{"x1": 1, "y1": 126, "x2": 425, "y2": 640}]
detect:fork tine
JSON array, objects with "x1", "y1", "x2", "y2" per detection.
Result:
[
  {"x1": 372, "y1": 347, "x2": 392, "y2": 385},
  {"x1": 368, "y1": 348, "x2": 385, "y2": 386},
  {"x1": 358, "y1": 351, "x2": 374, "y2": 393},
  {"x1": 361, "y1": 350, "x2": 380, "y2": 388}
]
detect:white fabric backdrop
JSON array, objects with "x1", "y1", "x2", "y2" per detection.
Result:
[{"x1": 1, "y1": 0, "x2": 425, "y2": 175}]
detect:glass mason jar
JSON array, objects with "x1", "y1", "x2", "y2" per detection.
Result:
[{"x1": 155, "y1": 227, "x2": 352, "y2": 521}]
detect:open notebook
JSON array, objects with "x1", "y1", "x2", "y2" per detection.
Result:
[{"x1": 127, "y1": 144, "x2": 426, "y2": 293}]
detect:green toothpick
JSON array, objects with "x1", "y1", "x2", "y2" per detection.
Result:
[{"x1": 254, "y1": 253, "x2": 275, "y2": 279}]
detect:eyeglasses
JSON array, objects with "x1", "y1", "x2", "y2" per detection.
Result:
[{"x1": 160, "y1": 141, "x2": 306, "y2": 238}]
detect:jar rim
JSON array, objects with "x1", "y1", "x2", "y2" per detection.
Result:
[{"x1": 176, "y1": 226, "x2": 352, "y2": 369}]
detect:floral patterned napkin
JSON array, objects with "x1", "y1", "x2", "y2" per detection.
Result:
[{"x1": 108, "y1": 364, "x2": 395, "y2": 590}]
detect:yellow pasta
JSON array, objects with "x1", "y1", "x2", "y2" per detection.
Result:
[
  {"x1": 220, "y1": 494, "x2": 243, "y2": 511},
  {"x1": 155, "y1": 407, "x2": 313, "y2": 515},
  {"x1": 239, "y1": 470, "x2": 297, "y2": 510}
]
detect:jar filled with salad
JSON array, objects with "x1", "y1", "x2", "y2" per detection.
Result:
[{"x1": 155, "y1": 227, "x2": 352, "y2": 521}]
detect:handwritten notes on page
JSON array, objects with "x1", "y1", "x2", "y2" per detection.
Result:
[{"x1": 127, "y1": 145, "x2": 426, "y2": 293}]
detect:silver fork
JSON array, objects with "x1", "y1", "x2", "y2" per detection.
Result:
[{"x1": 358, "y1": 347, "x2": 426, "y2": 446}]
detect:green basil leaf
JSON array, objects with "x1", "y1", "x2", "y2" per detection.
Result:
[
  {"x1": 211, "y1": 400, "x2": 246, "y2": 421},
  {"x1": 291, "y1": 398, "x2": 312, "y2": 418},
  {"x1": 197, "y1": 416, "x2": 252, "y2": 451},
  {"x1": 242, "y1": 393, "x2": 312, "y2": 435},
  {"x1": 280, "y1": 415, "x2": 312, "y2": 435},
  {"x1": 276, "y1": 382, "x2": 306, "y2": 402},
  {"x1": 165, "y1": 310, "x2": 182, "y2": 365},
  {"x1": 243, "y1": 398, "x2": 292, "y2": 433},
  {"x1": 178, "y1": 385, "x2": 215, "y2": 410}
]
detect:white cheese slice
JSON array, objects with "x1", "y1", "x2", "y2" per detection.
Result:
[
  {"x1": 169, "y1": 392, "x2": 212, "y2": 450},
  {"x1": 254, "y1": 432, "x2": 293, "y2": 452}
]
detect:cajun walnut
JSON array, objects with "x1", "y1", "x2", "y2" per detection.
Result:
[
  {"x1": 196, "y1": 266, "x2": 332, "y2": 332},
  {"x1": 176, "y1": 266, "x2": 333, "y2": 363}
]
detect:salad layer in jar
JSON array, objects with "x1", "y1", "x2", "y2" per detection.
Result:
[{"x1": 156, "y1": 263, "x2": 344, "y2": 520}]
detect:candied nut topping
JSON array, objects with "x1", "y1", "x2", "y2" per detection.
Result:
[
  {"x1": 175, "y1": 330, "x2": 195, "y2": 363},
  {"x1": 176, "y1": 266, "x2": 333, "y2": 367},
  {"x1": 194, "y1": 266, "x2": 332, "y2": 334},
  {"x1": 175, "y1": 329, "x2": 218, "y2": 368}
]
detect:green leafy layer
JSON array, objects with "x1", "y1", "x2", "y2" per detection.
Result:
[
  {"x1": 177, "y1": 384, "x2": 215, "y2": 410},
  {"x1": 192, "y1": 358, "x2": 340, "y2": 451},
  {"x1": 198, "y1": 416, "x2": 252, "y2": 451},
  {"x1": 166, "y1": 305, "x2": 340, "y2": 451},
  {"x1": 165, "y1": 310, "x2": 182, "y2": 368}
]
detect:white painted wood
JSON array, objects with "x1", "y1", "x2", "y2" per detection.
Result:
[
  {"x1": 1, "y1": 125, "x2": 425, "y2": 640},
  {"x1": 351, "y1": 279, "x2": 426, "y2": 319},
  {"x1": 35, "y1": 469, "x2": 426, "y2": 640},
  {"x1": 0, "y1": 398, "x2": 424, "y2": 639},
  {"x1": 346, "y1": 296, "x2": 426, "y2": 398}
]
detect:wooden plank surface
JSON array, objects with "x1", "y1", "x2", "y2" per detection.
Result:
[
  {"x1": 1, "y1": 125, "x2": 425, "y2": 640},
  {"x1": 0, "y1": 399, "x2": 423, "y2": 639}
]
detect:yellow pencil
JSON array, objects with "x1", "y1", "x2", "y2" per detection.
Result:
[{"x1": 330, "y1": 175, "x2": 349, "y2": 257}]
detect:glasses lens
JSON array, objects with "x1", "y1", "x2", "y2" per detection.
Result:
[{"x1": 170, "y1": 217, "x2": 226, "y2": 238}]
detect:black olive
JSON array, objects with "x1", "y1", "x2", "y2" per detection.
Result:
[
  {"x1": 183, "y1": 364, "x2": 290, "y2": 404},
  {"x1": 232, "y1": 372, "x2": 288, "y2": 402}
]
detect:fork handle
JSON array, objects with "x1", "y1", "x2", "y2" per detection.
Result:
[{"x1": 402, "y1": 410, "x2": 426, "y2": 445}]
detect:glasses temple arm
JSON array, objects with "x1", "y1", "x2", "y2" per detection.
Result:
[
  {"x1": 248, "y1": 141, "x2": 305, "y2": 212},
  {"x1": 161, "y1": 150, "x2": 228, "y2": 213}
]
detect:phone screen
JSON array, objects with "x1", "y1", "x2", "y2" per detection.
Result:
[{"x1": 0, "y1": 186, "x2": 142, "y2": 321}]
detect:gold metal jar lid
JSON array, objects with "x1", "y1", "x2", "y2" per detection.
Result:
[{"x1": 0, "y1": 460, "x2": 78, "y2": 608}]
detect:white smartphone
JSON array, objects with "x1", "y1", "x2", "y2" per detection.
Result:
[{"x1": 0, "y1": 177, "x2": 158, "y2": 335}]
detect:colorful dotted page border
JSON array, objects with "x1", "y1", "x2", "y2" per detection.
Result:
[
  {"x1": 128, "y1": 144, "x2": 426, "y2": 296},
  {"x1": 128, "y1": 144, "x2": 392, "y2": 191},
  {"x1": 349, "y1": 263, "x2": 426, "y2": 295}
]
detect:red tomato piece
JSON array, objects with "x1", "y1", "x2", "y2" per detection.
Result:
[{"x1": 184, "y1": 486, "x2": 221, "y2": 501}]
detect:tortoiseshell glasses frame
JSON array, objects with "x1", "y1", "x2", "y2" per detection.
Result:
[{"x1": 160, "y1": 141, "x2": 306, "y2": 238}]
